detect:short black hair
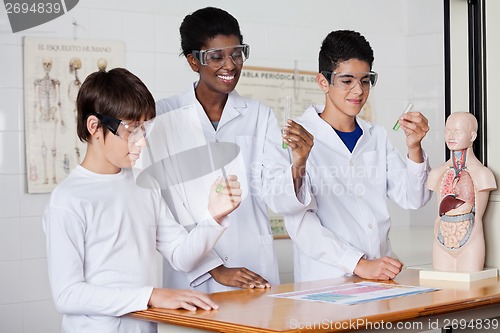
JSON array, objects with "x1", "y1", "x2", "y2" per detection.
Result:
[
  {"x1": 179, "y1": 7, "x2": 243, "y2": 56},
  {"x1": 76, "y1": 68, "x2": 155, "y2": 142},
  {"x1": 318, "y1": 30, "x2": 374, "y2": 73}
]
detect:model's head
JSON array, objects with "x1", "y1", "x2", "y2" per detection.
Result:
[
  {"x1": 318, "y1": 30, "x2": 374, "y2": 73},
  {"x1": 180, "y1": 7, "x2": 243, "y2": 56},
  {"x1": 445, "y1": 112, "x2": 478, "y2": 151},
  {"x1": 76, "y1": 68, "x2": 155, "y2": 142}
]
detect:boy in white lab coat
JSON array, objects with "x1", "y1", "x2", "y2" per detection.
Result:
[
  {"x1": 156, "y1": 7, "x2": 314, "y2": 292},
  {"x1": 287, "y1": 30, "x2": 432, "y2": 282},
  {"x1": 42, "y1": 68, "x2": 242, "y2": 333}
]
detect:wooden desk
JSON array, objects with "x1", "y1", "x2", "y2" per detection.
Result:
[{"x1": 129, "y1": 269, "x2": 500, "y2": 332}]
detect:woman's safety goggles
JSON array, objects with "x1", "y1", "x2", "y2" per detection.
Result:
[{"x1": 192, "y1": 44, "x2": 250, "y2": 68}]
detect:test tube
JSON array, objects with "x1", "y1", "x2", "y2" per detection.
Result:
[
  {"x1": 209, "y1": 140, "x2": 228, "y2": 194},
  {"x1": 393, "y1": 103, "x2": 413, "y2": 131},
  {"x1": 216, "y1": 166, "x2": 227, "y2": 193},
  {"x1": 282, "y1": 96, "x2": 292, "y2": 149}
]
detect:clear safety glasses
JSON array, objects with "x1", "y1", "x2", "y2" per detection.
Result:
[
  {"x1": 321, "y1": 71, "x2": 378, "y2": 91},
  {"x1": 192, "y1": 44, "x2": 250, "y2": 68},
  {"x1": 92, "y1": 113, "x2": 150, "y2": 143}
]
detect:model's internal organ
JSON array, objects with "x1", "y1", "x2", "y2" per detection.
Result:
[
  {"x1": 439, "y1": 194, "x2": 465, "y2": 216},
  {"x1": 438, "y1": 169, "x2": 475, "y2": 249}
]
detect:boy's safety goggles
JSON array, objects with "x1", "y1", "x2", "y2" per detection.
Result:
[
  {"x1": 91, "y1": 113, "x2": 151, "y2": 143},
  {"x1": 321, "y1": 71, "x2": 378, "y2": 91}
]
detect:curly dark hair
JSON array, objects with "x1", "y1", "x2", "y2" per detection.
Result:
[{"x1": 179, "y1": 7, "x2": 243, "y2": 56}]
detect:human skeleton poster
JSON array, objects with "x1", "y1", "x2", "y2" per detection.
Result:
[{"x1": 23, "y1": 37, "x2": 124, "y2": 193}]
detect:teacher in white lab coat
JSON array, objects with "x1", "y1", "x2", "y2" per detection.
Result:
[{"x1": 155, "y1": 7, "x2": 314, "y2": 293}]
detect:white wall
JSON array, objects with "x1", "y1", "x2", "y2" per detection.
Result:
[{"x1": 0, "y1": 1, "x2": 444, "y2": 332}]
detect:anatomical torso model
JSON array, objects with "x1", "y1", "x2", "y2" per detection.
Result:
[{"x1": 427, "y1": 112, "x2": 497, "y2": 272}]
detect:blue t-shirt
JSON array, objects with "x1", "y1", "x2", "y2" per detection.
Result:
[{"x1": 334, "y1": 121, "x2": 363, "y2": 152}]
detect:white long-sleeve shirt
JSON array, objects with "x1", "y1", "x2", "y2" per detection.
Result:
[
  {"x1": 42, "y1": 166, "x2": 227, "y2": 333},
  {"x1": 286, "y1": 106, "x2": 432, "y2": 282}
]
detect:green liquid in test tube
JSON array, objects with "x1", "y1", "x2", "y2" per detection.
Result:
[
  {"x1": 209, "y1": 140, "x2": 228, "y2": 194},
  {"x1": 216, "y1": 165, "x2": 227, "y2": 193},
  {"x1": 282, "y1": 96, "x2": 292, "y2": 149},
  {"x1": 393, "y1": 103, "x2": 413, "y2": 131},
  {"x1": 215, "y1": 156, "x2": 228, "y2": 193}
]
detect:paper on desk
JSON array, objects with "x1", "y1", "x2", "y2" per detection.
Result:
[{"x1": 270, "y1": 281, "x2": 438, "y2": 305}]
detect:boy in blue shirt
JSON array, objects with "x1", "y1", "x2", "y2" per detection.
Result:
[{"x1": 288, "y1": 30, "x2": 432, "y2": 282}]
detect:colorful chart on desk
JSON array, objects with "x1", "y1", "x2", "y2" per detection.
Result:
[{"x1": 270, "y1": 282, "x2": 438, "y2": 305}]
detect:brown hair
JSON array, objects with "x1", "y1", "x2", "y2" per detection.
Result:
[{"x1": 76, "y1": 68, "x2": 155, "y2": 142}]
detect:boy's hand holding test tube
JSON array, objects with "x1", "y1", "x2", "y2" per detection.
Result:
[
  {"x1": 392, "y1": 102, "x2": 430, "y2": 164},
  {"x1": 209, "y1": 175, "x2": 242, "y2": 223},
  {"x1": 393, "y1": 103, "x2": 413, "y2": 131}
]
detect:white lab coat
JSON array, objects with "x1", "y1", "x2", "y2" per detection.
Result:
[
  {"x1": 286, "y1": 105, "x2": 431, "y2": 282},
  {"x1": 156, "y1": 83, "x2": 310, "y2": 292}
]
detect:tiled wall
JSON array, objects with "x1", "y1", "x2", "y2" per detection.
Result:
[{"x1": 0, "y1": 1, "x2": 444, "y2": 332}]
